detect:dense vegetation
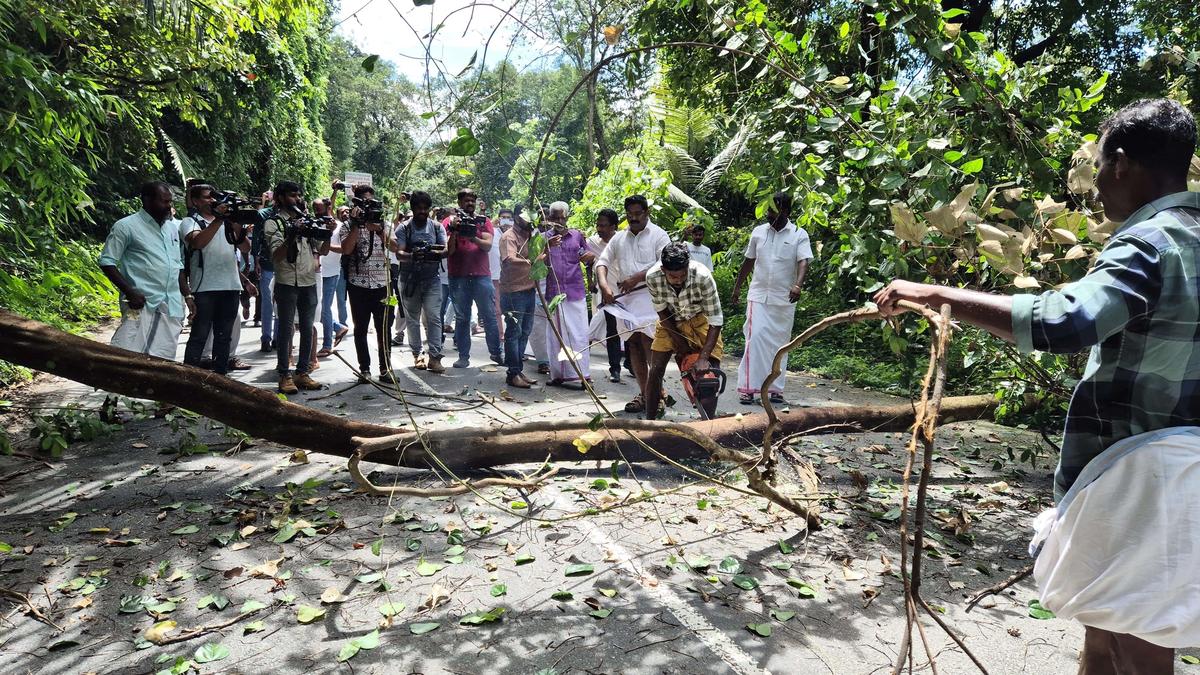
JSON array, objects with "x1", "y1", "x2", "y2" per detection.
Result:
[{"x1": 2, "y1": 0, "x2": 1199, "y2": 428}]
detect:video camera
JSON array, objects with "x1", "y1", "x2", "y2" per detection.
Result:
[
  {"x1": 351, "y1": 197, "x2": 384, "y2": 227},
  {"x1": 285, "y1": 214, "x2": 335, "y2": 242},
  {"x1": 282, "y1": 212, "x2": 334, "y2": 264},
  {"x1": 453, "y1": 208, "x2": 485, "y2": 238},
  {"x1": 211, "y1": 191, "x2": 260, "y2": 225}
]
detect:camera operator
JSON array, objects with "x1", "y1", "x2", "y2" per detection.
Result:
[
  {"x1": 338, "y1": 184, "x2": 400, "y2": 382},
  {"x1": 444, "y1": 188, "x2": 501, "y2": 368},
  {"x1": 395, "y1": 191, "x2": 447, "y2": 374},
  {"x1": 179, "y1": 184, "x2": 255, "y2": 375},
  {"x1": 250, "y1": 190, "x2": 277, "y2": 348},
  {"x1": 262, "y1": 181, "x2": 332, "y2": 394}
]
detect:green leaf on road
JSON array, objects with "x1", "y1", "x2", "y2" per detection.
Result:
[
  {"x1": 778, "y1": 540, "x2": 795, "y2": 554},
  {"x1": 589, "y1": 608, "x2": 612, "y2": 619},
  {"x1": 515, "y1": 553, "x2": 535, "y2": 565},
  {"x1": 564, "y1": 563, "x2": 594, "y2": 577},
  {"x1": 370, "y1": 539, "x2": 383, "y2": 556},
  {"x1": 717, "y1": 557, "x2": 742, "y2": 574},
  {"x1": 459, "y1": 607, "x2": 505, "y2": 626},
  {"x1": 410, "y1": 622, "x2": 440, "y2": 635},
  {"x1": 193, "y1": 643, "x2": 230, "y2": 664},
  {"x1": 747, "y1": 623, "x2": 772, "y2": 637},
  {"x1": 787, "y1": 578, "x2": 818, "y2": 598},
  {"x1": 379, "y1": 602, "x2": 405, "y2": 617},
  {"x1": 297, "y1": 605, "x2": 325, "y2": 624},
  {"x1": 170, "y1": 525, "x2": 199, "y2": 535},
  {"x1": 243, "y1": 620, "x2": 265, "y2": 634},
  {"x1": 770, "y1": 609, "x2": 796, "y2": 622},
  {"x1": 732, "y1": 575, "x2": 759, "y2": 590},
  {"x1": 551, "y1": 590, "x2": 573, "y2": 601},
  {"x1": 1028, "y1": 599, "x2": 1055, "y2": 620},
  {"x1": 197, "y1": 594, "x2": 229, "y2": 611},
  {"x1": 240, "y1": 599, "x2": 267, "y2": 613},
  {"x1": 416, "y1": 560, "x2": 443, "y2": 577},
  {"x1": 490, "y1": 584, "x2": 507, "y2": 597}
]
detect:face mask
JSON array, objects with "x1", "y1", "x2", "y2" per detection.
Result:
[{"x1": 499, "y1": 217, "x2": 514, "y2": 227}]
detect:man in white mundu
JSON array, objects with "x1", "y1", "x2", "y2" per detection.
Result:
[
  {"x1": 99, "y1": 181, "x2": 193, "y2": 360},
  {"x1": 594, "y1": 194, "x2": 671, "y2": 413},
  {"x1": 731, "y1": 191, "x2": 812, "y2": 405}
]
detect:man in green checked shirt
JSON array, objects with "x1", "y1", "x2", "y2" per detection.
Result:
[{"x1": 875, "y1": 99, "x2": 1199, "y2": 673}]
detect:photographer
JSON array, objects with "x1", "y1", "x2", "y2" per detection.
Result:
[
  {"x1": 395, "y1": 191, "x2": 447, "y2": 374},
  {"x1": 338, "y1": 184, "x2": 399, "y2": 382},
  {"x1": 179, "y1": 184, "x2": 256, "y2": 375},
  {"x1": 262, "y1": 181, "x2": 332, "y2": 394},
  {"x1": 444, "y1": 188, "x2": 501, "y2": 368},
  {"x1": 250, "y1": 190, "x2": 277, "y2": 349}
]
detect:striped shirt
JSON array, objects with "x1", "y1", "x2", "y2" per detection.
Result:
[
  {"x1": 646, "y1": 260, "x2": 724, "y2": 326},
  {"x1": 1011, "y1": 191, "x2": 1200, "y2": 499}
]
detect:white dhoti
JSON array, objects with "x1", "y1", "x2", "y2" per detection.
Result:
[
  {"x1": 547, "y1": 298, "x2": 590, "y2": 382},
  {"x1": 202, "y1": 314, "x2": 242, "y2": 361},
  {"x1": 529, "y1": 281, "x2": 550, "y2": 364},
  {"x1": 736, "y1": 300, "x2": 795, "y2": 395},
  {"x1": 110, "y1": 303, "x2": 182, "y2": 361},
  {"x1": 1031, "y1": 427, "x2": 1200, "y2": 647}
]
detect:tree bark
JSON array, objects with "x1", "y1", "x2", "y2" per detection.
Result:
[{"x1": 0, "y1": 309, "x2": 1004, "y2": 470}]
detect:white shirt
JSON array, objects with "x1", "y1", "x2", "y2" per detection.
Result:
[
  {"x1": 595, "y1": 221, "x2": 671, "y2": 285},
  {"x1": 320, "y1": 224, "x2": 344, "y2": 278},
  {"x1": 180, "y1": 215, "x2": 242, "y2": 293},
  {"x1": 687, "y1": 242, "x2": 714, "y2": 271},
  {"x1": 488, "y1": 228, "x2": 502, "y2": 281},
  {"x1": 744, "y1": 220, "x2": 813, "y2": 305}
]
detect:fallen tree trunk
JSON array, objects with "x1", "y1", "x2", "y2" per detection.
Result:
[{"x1": 0, "y1": 309, "x2": 1002, "y2": 470}]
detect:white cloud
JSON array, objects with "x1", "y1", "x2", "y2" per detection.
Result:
[{"x1": 333, "y1": 0, "x2": 559, "y2": 84}]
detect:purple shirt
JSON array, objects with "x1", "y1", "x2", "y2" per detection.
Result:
[{"x1": 545, "y1": 229, "x2": 587, "y2": 301}]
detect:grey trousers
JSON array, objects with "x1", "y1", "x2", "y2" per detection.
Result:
[{"x1": 401, "y1": 280, "x2": 444, "y2": 358}]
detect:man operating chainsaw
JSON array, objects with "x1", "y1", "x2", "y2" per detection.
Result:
[{"x1": 643, "y1": 242, "x2": 726, "y2": 420}]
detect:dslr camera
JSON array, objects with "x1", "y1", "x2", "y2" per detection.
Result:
[
  {"x1": 453, "y1": 208, "x2": 485, "y2": 238},
  {"x1": 350, "y1": 196, "x2": 384, "y2": 228},
  {"x1": 211, "y1": 191, "x2": 260, "y2": 225}
]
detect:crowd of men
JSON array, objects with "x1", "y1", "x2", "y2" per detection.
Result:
[
  {"x1": 98, "y1": 180, "x2": 813, "y2": 419},
  {"x1": 96, "y1": 98, "x2": 1200, "y2": 670}
]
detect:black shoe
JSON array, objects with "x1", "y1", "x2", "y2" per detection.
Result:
[
  {"x1": 390, "y1": 336, "x2": 405, "y2": 347},
  {"x1": 608, "y1": 369, "x2": 621, "y2": 383},
  {"x1": 490, "y1": 353, "x2": 504, "y2": 365},
  {"x1": 197, "y1": 358, "x2": 214, "y2": 370}
]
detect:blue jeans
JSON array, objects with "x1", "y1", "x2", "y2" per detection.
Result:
[
  {"x1": 336, "y1": 274, "x2": 348, "y2": 325},
  {"x1": 320, "y1": 273, "x2": 347, "y2": 351},
  {"x1": 501, "y1": 288, "x2": 535, "y2": 377},
  {"x1": 449, "y1": 276, "x2": 500, "y2": 360},
  {"x1": 259, "y1": 269, "x2": 275, "y2": 345},
  {"x1": 274, "y1": 283, "x2": 317, "y2": 376}
]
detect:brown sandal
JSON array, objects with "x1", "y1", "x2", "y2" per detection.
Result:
[{"x1": 624, "y1": 394, "x2": 645, "y2": 413}]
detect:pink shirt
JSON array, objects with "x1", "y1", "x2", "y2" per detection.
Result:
[{"x1": 443, "y1": 215, "x2": 494, "y2": 278}]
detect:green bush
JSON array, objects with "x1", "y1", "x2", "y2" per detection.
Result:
[{"x1": 0, "y1": 237, "x2": 117, "y2": 384}]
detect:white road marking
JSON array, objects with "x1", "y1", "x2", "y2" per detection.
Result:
[{"x1": 545, "y1": 486, "x2": 771, "y2": 675}]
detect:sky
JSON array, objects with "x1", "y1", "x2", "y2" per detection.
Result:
[{"x1": 331, "y1": 0, "x2": 560, "y2": 84}]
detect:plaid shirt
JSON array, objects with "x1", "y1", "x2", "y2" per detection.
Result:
[
  {"x1": 1012, "y1": 191, "x2": 1200, "y2": 499},
  {"x1": 646, "y1": 260, "x2": 724, "y2": 326}
]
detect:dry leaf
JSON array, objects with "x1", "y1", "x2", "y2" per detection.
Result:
[
  {"x1": 249, "y1": 557, "x2": 282, "y2": 578},
  {"x1": 1050, "y1": 228, "x2": 1078, "y2": 245},
  {"x1": 841, "y1": 566, "x2": 866, "y2": 581},
  {"x1": 986, "y1": 480, "x2": 1010, "y2": 494},
  {"x1": 1064, "y1": 245, "x2": 1088, "y2": 260},
  {"x1": 131, "y1": 442, "x2": 148, "y2": 449},
  {"x1": 73, "y1": 596, "x2": 94, "y2": 609},
  {"x1": 320, "y1": 587, "x2": 348, "y2": 604},
  {"x1": 976, "y1": 223, "x2": 1010, "y2": 242},
  {"x1": 1013, "y1": 275, "x2": 1040, "y2": 289},
  {"x1": 602, "y1": 24, "x2": 624, "y2": 45},
  {"x1": 290, "y1": 450, "x2": 309, "y2": 464},
  {"x1": 230, "y1": 542, "x2": 250, "y2": 551},
  {"x1": 890, "y1": 202, "x2": 926, "y2": 244},
  {"x1": 240, "y1": 525, "x2": 257, "y2": 538},
  {"x1": 420, "y1": 584, "x2": 449, "y2": 611},
  {"x1": 143, "y1": 620, "x2": 178, "y2": 644},
  {"x1": 1067, "y1": 162, "x2": 1094, "y2": 194}
]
